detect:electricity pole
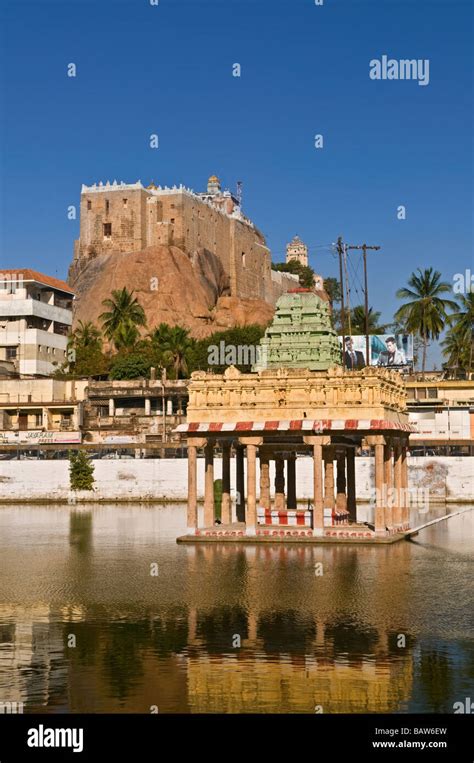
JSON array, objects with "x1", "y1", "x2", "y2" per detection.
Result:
[
  {"x1": 336, "y1": 237, "x2": 346, "y2": 337},
  {"x1": 346, "y1": 243, "x2": 381, "y2": 367}
]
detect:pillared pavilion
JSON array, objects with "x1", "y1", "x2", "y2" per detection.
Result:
[{"x1": 176, "y1": 290, "x2": 413, "y2": 543}]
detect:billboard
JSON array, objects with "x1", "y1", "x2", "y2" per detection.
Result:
[
  {"x1": 0, "y1": 430, "x2": 82, "y2": 444},
  {"x1": 339, "y1": 334, "x2": 413, "y2": 369}
]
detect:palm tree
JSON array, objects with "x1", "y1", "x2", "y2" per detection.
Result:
[
  {"x1": 440, "y1": 330, "x2": 469, "y2": 377},
  {"x1": 446, "y1": 292, "x2": 474, "y2": 372},
  {"x1": 68, "y1": 320, "x2": 101, "y2": 351},
  {"x1": 150, "y1": 324, "x2": 194, "y2": 378},
  {"x1": 395, "y1": 268, "x2": 457, "y2": 377},
  {"x1": 349, "y1": 305, "x2": 389, "y2": 335},
  {"x1": 99, "y1": 288, "x2": 146, "y2": 350}
]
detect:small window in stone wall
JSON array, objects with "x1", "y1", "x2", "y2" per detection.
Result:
[
  {"x1": 105, "y1": 200, "x2": 110, "y2": 213},
  {"x1": 123, "y1": 198, "x2": 128, "y2": 207},
  {"x1": 170, "y1": 218, "x2": 175, "y2": 224},
  {"x1": 241, "y1": 252, "x2": 246, "y2": 267},
  {"x1": 103, "y1": 223, "x2": 112, "y2": 237},
  {"x1": 87, "y1": 200, "x2": 92, "y2": 210}
]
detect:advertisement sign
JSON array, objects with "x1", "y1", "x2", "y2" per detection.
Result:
[
  {"x1": 0, "y1": 431, "x2": 82, "y2": 445},
  {"x1": 339, "y1": 334, "x2": 413, "y2": 369}
]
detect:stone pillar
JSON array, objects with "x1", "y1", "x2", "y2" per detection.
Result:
[
  {"x1": 374, "y1": 441, "x2": 385, "y2": 536},
  {"x1": 401, "y1": 442, "x2": 409, "y2": 529},
  {"x1": 393, "y1": 442, "x2": 403, "y2": 529},
  {"x1": 144, "y1": 398, "x2": 151, "y2": 416},
  {"x1": 323, "y1": 447, "x2": 335, "y2": 510},
  {"x1": 304, "y1": 436, "x2": 329, "y2": 536},
  {"x1": 108, "y1": 398, "x2": 115, "y2": 417},
  {"x1": 187, "y1": 442, "x2": 198, "y2": 534},
  {"x1": 286, "y1": 454, "x2": 297, "y2": 510},
  {"x1": 259, "y1": 451, "x2": 271, "y2": 509},
  {"x1": 221, "y1": 442, "x2": 231, "y2": 525},
  {"x1": 335, "y1": 450, "x2": 347, "y2": 511},
  {"x1": 240, "y1": 437, "x2": 262, "y2": 535},
  {"x1": 204, "y1": 441, "x2": 215, "y2": 527},
  {"x1": 274, "y1": 455, "x2": 285, "y2": 511},
  {"x1": 384, "y1": 443, "x2": 393, "y2": 530},
  {"x1": 346, "y1": 448, "x2": 357, "y2": 523},
  {"x1": 236, "y1": 444, "x2": 245, "y2": 522}
]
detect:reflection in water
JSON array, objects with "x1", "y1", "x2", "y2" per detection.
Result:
[{"x1": 0, "y1": 504, "x2": 472, "y2": 713}]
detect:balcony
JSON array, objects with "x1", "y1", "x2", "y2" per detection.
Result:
[{"x1": 0, "y1": 299, "x2": 72, "y2": 326}]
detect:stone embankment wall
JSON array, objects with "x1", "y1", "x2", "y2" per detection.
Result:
[{"x1": 0, "y1": 457, "x2": 471, "y2": 503}]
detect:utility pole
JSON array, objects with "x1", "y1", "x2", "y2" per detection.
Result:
[
  {"x1": 336, "y1": 237, "x2": 346, "y2": 337},
  {"x1": 346, "y1": 243, "x2": 381, "y2": 367}
]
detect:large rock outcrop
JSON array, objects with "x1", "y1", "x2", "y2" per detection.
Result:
[{"x1": 70, "y1": 245, "x2": 275, "y2": 339}]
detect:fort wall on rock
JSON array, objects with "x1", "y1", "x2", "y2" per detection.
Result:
[{"x1": 69, "y1": 178, "x2": 299, "y2": 304}]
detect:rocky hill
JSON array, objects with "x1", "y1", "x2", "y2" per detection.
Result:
[{"x1": 69, "y1": 245, "x2": 275, "y2": 339}]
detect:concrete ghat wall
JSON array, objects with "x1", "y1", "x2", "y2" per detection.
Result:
[{"x1": 0, "y1": 456, "x2": 472, "y2": 503}]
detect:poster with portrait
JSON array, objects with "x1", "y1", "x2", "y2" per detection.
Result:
[{"x1": 339, "y1": 334, "x2": 413, "y2": 369}]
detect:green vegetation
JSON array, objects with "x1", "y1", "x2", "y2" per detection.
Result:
[
  {"x1": 69, "y1": 451, "x2": 95, "y2": 491},
  {"x1": 395, "y1": 268, "x2": 457, "y2": 377},
  {"x1": 441, "y1": 292, "x2": 474, "y2": 376},
  {"x1": 99, "y1": 287, "x2": 147, "y2": 351},
  {"x1": 272, "y1": 259, "x2": 315, "y2": 289}
]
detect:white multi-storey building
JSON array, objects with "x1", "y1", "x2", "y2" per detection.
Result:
[{"x1": 0, "y1": 269, "x2": 74, "y2": 377}]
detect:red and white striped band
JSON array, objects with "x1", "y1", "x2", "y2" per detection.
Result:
[{"x1": 175, "y1": 419, "x2": 414, "y2": 434}]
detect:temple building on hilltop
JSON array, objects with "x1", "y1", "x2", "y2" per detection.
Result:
[{"x1": 176, "y1": 289, "x2": 414, "y2": 544}]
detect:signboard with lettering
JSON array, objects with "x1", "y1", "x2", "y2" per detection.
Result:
[{"x1": 0, "y1": 431, "x2": 82, "y2": 444}]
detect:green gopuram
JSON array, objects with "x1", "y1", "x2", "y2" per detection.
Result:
[{"x1": 253, "y1": 289, "x2": 342, "y2": 371}]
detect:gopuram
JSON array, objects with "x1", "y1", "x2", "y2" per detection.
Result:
[{"x1": 176, "y1": 289, "x2": 414, "y2": 543}]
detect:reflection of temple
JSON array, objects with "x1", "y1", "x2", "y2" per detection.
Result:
[
  {"x1": 182, "y1": 542, "x2": 415, "y2": 713},
  {"x1": 176, "y1": 291, "x2": 413, "y2": 542}
]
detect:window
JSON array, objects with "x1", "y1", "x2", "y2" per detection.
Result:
[
  {"x1": 6, "y1": 347, "x2": 17, "y2": 359},
  {"x1": 105, "y1": 200, "x2": 110, "y2": 213},
  {"x1": 123, "y1": 198, "x2": 128, "y2": 207},
  {"x1": 428, "y1": 388, "x2": 438, "y2": 399},
  {"x1": 103, "y1": 223, "x2": 112, "y2": 237},
  {"x1": 87, "y1": 200, "x2": 92, "y2": 210},
  {"x1": 170, "y1": 218, "x2": 175, "y2": 224},
  {"x1": 241, "y1": 251, "x2": 246, "y2": 268}
]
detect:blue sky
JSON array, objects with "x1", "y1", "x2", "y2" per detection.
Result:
[{"x1": 0, "y1": 0, "x2": 472, "y2": 366}]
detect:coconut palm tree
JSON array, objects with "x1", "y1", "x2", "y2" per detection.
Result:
[
  {"x1": 440, "y1": 330, "x2": 470, "y2": 377},
  {"x1": 395, "y1": 268, "x2": 457, "y2": 378},
  {"x1": 349, "y1": 305, "x2": 389, "y2": 335},
  {"x1": 446, "y1": 292, "x2": 474, "y2": 372},
  {"x1": 99, "y1": 288, "x2": 146, "y2": 350},
  {"x1": 150, "y1": 324, "x2": 194, "y2": 378},
  {"x1": 68, "y1": 320, "x2": 101, "y2": 351}
]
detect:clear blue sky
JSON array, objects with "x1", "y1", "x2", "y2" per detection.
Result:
[{"x1": 0, "y1": 0, "x2": 472, "y2": 366}]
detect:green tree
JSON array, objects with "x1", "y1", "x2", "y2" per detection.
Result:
[
  {"x1": 69, "y1": 451, "x2": 95, "y2": 491},
  {"x1": 99, "y1": 288, "x2": 147, "y2": 351},
  {"x1": 323, "y1": 277, "x2": 342, "y2": 306},
  {"x1": 189, "y1": 324, "x2": 266, "y2": 374},
  {"x1": 59, "y1": 320, "x2": 109, "y2": 378},
  {"x1": 395, "y1": 268, "x2": 457, "y2": 377},
  {"x1": 109, "y1": 350, "x2": 156, "y2": 380},
  {"x1": 149, "y1": 324, "x2": 195, "y2": 379},
  {"x1": 445, "y1": 292, "x2": 474, "y2": 373},
  {"x1": 272, "y1": 260, "x2": 314, "y2": 289},
  {"x1": 349, "y1": 305, "x2": 389, "y2": 335}
]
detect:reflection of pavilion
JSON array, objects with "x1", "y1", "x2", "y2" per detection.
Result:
[
  {"x1": 182, "y1": 542, "x2": 415, "y2": 713},
  {"x1": 176, "y1": 291, "x2": 413, "y2": 543}
]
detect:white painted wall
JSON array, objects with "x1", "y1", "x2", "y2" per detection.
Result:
[{"x1": 0, "y1": 456, "x2": 472, "y2": 503}]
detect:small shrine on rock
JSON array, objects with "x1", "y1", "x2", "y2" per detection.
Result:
[{"x1": 176, "y1": 289, "x2": 414, "y2": 543}]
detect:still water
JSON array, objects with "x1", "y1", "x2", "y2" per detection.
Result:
[{"x1": 0, "y1": 504, "x2": 472, "y2": 713}]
